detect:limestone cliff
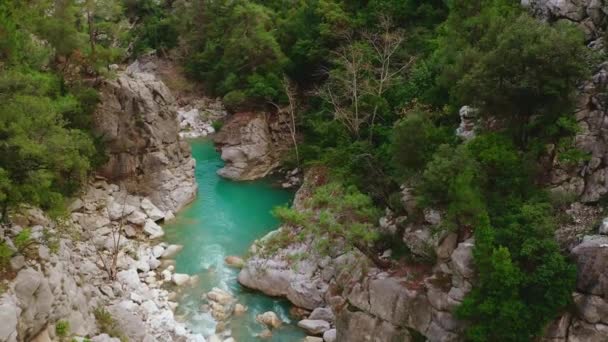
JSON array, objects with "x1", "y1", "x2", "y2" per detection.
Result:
[
  {"x1": 213, "y1": 112, "x2": 291, "y2": 181},
  {"x1": 94, "y1": 62, "x2": 197, "y2": 213}
]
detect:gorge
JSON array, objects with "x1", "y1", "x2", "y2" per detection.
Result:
[{"x1": 3, "y1": 0, "x2": 608, "y2": 341}]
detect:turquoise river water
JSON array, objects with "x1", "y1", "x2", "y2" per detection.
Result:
[{"x1": 163, "y1": 139, "x2": 306, "y2": 341}]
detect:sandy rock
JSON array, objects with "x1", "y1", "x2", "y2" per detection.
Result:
[
  {"x1": 224, "y1": 255, "x2": 245, "y2": 268},
  {"x1": 257, "y1": 329, "x2": 273, "y2": 339}
]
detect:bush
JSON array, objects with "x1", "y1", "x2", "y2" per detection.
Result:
[
  {"x1": 451, "y1": 14, "x2": 589, "y2": 146},
  {"x1": 457, "y1": 203, "x2": 576, "y2": 341},
  {"x1": 55, "y1": 320, "x2": 70, "y2": 338},
  {"x1": 94, "y1": 307, "x2": 127, "y2": 342},
  {"x1": 391, "y1": 109, "x2": 450, "y2": 178},
  {"x1": 211, "y1": 120, "x2": 224, "y2": 132},
  {"x1": 14, "y1": 229, "x2": 31, "y2": 253},
  {"x1": 222, "y1": 90, "x2": 248, "y2": 112},
  {"x1": 0, "y1": 242, "x2": 12, "y2": 270}
]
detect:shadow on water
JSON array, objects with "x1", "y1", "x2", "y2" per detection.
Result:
[{"x1": 163, "y1": 139, "x2": 306, "y2": 341}]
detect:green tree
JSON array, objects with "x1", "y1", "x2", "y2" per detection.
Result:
[
  {"x1": 0, "y1": 70, "x2": 95, "y2": 220},
  {"x1": 451, "y1": 14, "x2": 589, "y2": 146}
]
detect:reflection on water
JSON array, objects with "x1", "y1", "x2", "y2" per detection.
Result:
[{"x1": 163, "y1": 139, "x2": 306, "y2": 341}]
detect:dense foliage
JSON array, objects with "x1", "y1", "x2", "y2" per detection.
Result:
[
  {"x1": 0, "y1": 0, "x2": 122, "y2": 219},
  {"x1": 139, "y1": 0, "x2": 587, "y2": 340}
]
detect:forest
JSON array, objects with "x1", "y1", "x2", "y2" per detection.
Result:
[{"x1": 0, "y1": 0, "x2": 596, "y2": 341}]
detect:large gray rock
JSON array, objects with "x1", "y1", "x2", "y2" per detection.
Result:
[
  {"x1": 0, "y1": 296, "x2": 20, "y2": 342},
  {"x1": 94, "y1": 63, "x2": 197, "y2": 212},
  {"x1": 571, "y1": 235, "x2": 608, "y2": 297},
  {"x1": 297, "y1": 319, "x2": 331, "y2": 335},
  {"x1": 14, "y1": 268, "x2": 55, "y2": 339},
  {"x1": 309, "y1": 307, "x2": 335, "y2": 323},
  {"x1": 214, "y1": 112, "x2": 290, "y2": 181}
]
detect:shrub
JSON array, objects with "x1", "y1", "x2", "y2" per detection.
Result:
[
  {"x1": 14, "y1": 229, "x2": 32, "y2": 253},
  {"x1": 390, "y1": 109, "x2": 450, "y2": 178},
  {"x1": 94, "y1": 307, "x2": 128, "y2": 342},
  {"x1": 0, "y1": 242, "x2": 12, "y2": 270},
  {"x1": 55, "y1": 320, "x2": 70, "y2": 339},
  {"x1": 211, "y1": 120, "x2": 224, "y2": 132}
]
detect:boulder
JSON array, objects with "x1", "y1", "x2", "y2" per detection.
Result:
[
  {"x1": 309, "y1": 307, "x2": 334, "y2": 323},
  {"x1": 451, "y1": 239, "x2": 475, "y2": 280},
  {"x1": 207, "y1": 287, "x2": 234, "y2": 305},
  {"x1": 214, "y1": 113, "x2": 287, "y2": 181},
  {"x1": 14, "y1": 268, "x2": 55, "y2": 339},
  {"x1": 141, "y1": 198, "x2": 165, "y2": 222},
  {"x1": 161, "y1": 244, "x2": 183, "y2": 259},
  {"x1": 172, "y1": 273, "x2": 191, "y2": 286},
  {"x1": 10, "y1": 255, "x2": 25, "y2": 271},
  {"x1": 234, "y1": 303, "x2": 247, "y2": 315},
  {"x1": 256, "y1": 311, "x2": 283, "y2": 329},
  {"x1": 143, "y1": 219, "x2": 164, "y2": 239},
  {"x1": 297, "y1": 320, "x2": 330, "y2": 335},
  {"x1": 304, "y1": 337, "x2": 324, "y2": 342},
  {"x1": 571, "y1": 235, "x2": 608, "y2": 297},
  {"x1": 224, "y1": 256, "x2": 245, "y2": 268},
  {"x1": 323, "y1": 329, "x2": 337, "y2": 342}
]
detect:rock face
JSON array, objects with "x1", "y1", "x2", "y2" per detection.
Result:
[
  {"x1": 455, "y1": 106, "x2": 478, "y2": 141},
  {"x1": 238, "y1": 169, "x2": 470, "y2": 341},
  {"x1": 93, "y1": 61, "x2": 197, "y2": 213},
  {"x1": 522, "y1": 0, "x2": 607, "y2": 39},
  {"x1": 213, "y1": 112, "x2": 291, "y2": 181},
  {"x1": 0, "y1": 182, "x2": 206, "y2": 342}
]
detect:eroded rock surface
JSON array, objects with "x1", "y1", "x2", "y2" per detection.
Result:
[
  {"x1": 214, "y1": 112, "x2": 291, "y2": 181},
  {"x1": 94, "y1": 62, "x2": 197, "y2": 213}
]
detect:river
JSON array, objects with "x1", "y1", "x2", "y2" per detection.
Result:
[{"x1": 163, "y1": 139, "x2": 306, "y2": 341}]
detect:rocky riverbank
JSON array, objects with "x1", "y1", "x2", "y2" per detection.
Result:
[
  {"x1": 0, "y1": 59, "x2": 206, "y2": 342},
  {"x1": 0, "y1": 180, "x2": 205, "y2": 342}
]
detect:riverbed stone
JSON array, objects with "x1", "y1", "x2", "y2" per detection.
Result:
[
  {"x1": 225, "y1": 256, "x2": 245, "y2": 268},
  {"x1": 257, "y1": 311, "x2": 283, "y2": 329}
]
